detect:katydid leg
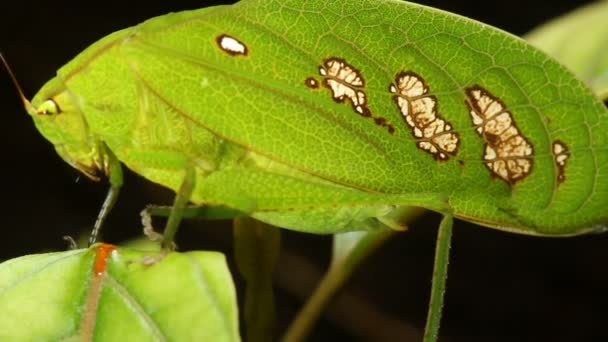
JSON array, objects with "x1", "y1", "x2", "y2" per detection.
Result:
[
  {"x1": 423, "y1": 214, "x2": 453, "y2": 342},
  {"x1": 63, "y1": 236, "x2": 78, "y2": 250},
  {"x1": 160, "y1": 166, "x2": 196, "y2": 249},
  {"x1": 88, "y1": 150, "x2": 123, "y2": 246}
]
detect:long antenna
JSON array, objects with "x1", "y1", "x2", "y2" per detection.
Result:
[{"x1": 0, "y1": 52, "x2": 37, "y2": 115}]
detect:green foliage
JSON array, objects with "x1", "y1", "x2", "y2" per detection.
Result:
[
  {"x1": 525, "y1": 0, "x2": 608, "y2": 99},
  {"x1": 0, "y1": 245, "x2": 239, "y2": 341}
]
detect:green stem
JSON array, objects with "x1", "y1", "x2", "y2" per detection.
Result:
[
  {"x1": 234, "y1": 218, "x2": 280, "y2": 342},
  {"x1": 423, "y1": 214, "x2": 453, "y2": 342},
  {"x1": 282, "y1": 228, "x2": 395, "y2": 342}
]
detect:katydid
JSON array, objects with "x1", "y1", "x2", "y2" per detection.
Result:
[{"x1": 7, "y1": 0, "x2": 608, "y2": 340}]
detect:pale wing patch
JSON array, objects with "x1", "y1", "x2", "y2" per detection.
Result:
[
  {"x1": 315, "y1": 57, "x2": 394, "y2": 133},
  {"x1": 552, "y1": 140, "x2": 570, "y2": 183},
  {"x1": 216, "y1": 34, "x2": 248, "y2": 56},
  {"x1": 390, "y1": 71, "x2": 460, "y2": 160},
  {"x1": 466, "y1": 86, "x2": 534, "y2": 184},
  {"x1": 319, "y1": 58, "x2": 370, "y2": 116}
]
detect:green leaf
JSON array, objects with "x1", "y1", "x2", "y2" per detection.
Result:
[
  {"x1": 525, "y1": 1, "x2": 608, "y2": 99},
  {"x1": 0, "y1": 244, "x2": 240, "y2": 341}
]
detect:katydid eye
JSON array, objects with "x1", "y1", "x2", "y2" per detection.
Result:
[{"x1": 37, "y1": 98, "x2": 62, "y2": 115}]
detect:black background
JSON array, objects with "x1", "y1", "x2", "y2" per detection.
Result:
[{"x1": 1, "y1": 1, "x2": 607, "y2": 341}]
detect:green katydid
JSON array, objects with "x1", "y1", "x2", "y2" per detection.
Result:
[{"x1": 6, "y1": 0, "x2": 608, "y2": 340}]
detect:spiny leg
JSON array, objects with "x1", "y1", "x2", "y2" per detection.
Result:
[
  {"x1": 141, "y1": 204, "x2": 245, "y2": 243},
  {"x1": 141, "y1": 208, "x2": 164, "y2": 243},
  {"x1": 63, "y1": 236, "x2": 78, "y2": 250},
  {"x1": 134, "y1": 166, "x2": 196, "y2": 266},
  {"x1": 88, "y1": 150, "x2": 123, "y2": 246},
  {"x1": 423, "y1": 214, "x2": 454, "y2": 342},
  {"x1": 140, "y1": 192, "x2": 250, "y2": 242}
]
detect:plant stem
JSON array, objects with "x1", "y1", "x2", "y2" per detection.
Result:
[
  {"x1": 282, "y1": 229, "x2": 394, "y2": 341},
  {"x1": 423, "y1": 214, "x2": 453, "y2": 342}
]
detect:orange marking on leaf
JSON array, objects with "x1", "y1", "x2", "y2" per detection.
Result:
[
  {"x1": 93, "y1": 243, "x2": 117, "y2": 276},
  {"x1": 80, "y1": 243, "x2": 117, "y2": 340}
]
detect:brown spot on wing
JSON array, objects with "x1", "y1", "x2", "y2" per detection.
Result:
[
  {"x1": 313, "y1": 57, "x2": 394, "y2": 134},
  {"x1": 390, "y1": 71, "x2": 460, "y2": 160},
  {"x1": 465, "y1": 85, "x2": 534, "y2": 184},
  {"x1": 552, "y1": 140, "x2": 569, "y2": 184},
  {"x1": 305, "y1": 77, "x2": 319, "y2": 89}
]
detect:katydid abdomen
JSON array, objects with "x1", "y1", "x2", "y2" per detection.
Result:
[{"x1": 26, "y1": 0, "x2": 608, "y2": 238}]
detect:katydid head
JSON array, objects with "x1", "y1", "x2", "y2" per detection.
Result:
[
  {"x1": 2, "y1": 54, "x2": 105, "y2": 181},
  {"x1": 29, "y1": 81, "x2": 106, "y2": 181}
]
